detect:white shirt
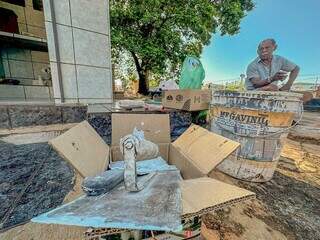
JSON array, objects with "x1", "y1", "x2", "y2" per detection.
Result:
[{"x1": 245, "y1": 55, "x2": 297, "y2": 90}]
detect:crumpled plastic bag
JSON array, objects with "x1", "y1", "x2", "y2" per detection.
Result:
[
  {"x1": 158, "y1": 80, "x2": 179, "y2": 90},
  {"x1": 179, "y1": 56, "x2": 205, "y2": 89}
]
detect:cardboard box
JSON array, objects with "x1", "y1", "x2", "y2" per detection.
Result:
[
  {"x1": 110, "y1": 114, "x2": 241, "y2": 182},
  {"x1": 49, "y1": 121, "x2": 110, "y2": 178},
  {"x1": 162, "y1": 89, "x2": 211, "y2": 111},
  {"x1": 144, "y1": 230, "x2": 200, "y2": 240},
  {"x1": 49, "y1": 113, "x2": 254, "y2": 221}
]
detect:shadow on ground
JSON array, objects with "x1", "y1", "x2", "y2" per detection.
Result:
[{"x1": 208, "y1": 140, "x2": 320, "y2": 240}]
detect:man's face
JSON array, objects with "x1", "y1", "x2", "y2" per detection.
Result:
[{"x1": 258, "y1": 41, "x2": 275, "y2": 60}]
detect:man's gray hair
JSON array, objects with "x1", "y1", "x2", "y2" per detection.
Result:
[{"x1": 258, "y1": 38, "x2": 277, "y2": 48}]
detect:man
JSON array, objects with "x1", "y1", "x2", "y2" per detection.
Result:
[{"x1": 245, "y1": 39, "x2": 300, "y2": 91}]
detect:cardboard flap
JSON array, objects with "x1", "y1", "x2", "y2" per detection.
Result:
[
  {"x1": 181, "y1": 177, "x2": 255, "y2": 216},
  {"x1": 111, "y1": 114, "x2": 170, "y2": 146},
  {"x1": 49, "y1": 121, "x2": 109, "y2": 177},
  {"x1": 172, "y1": 125, "x2": 240, "y2": 174}
]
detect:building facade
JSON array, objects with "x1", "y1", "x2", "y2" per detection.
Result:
[{"x1": 0, "y1": 0, "x2": 112, "y2": 103}]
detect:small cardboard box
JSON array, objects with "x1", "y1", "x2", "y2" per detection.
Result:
[
  {"x1": 49, "y1": 113, "x2": 254, "y2": 219},
  {"x1": 162, "y1": 89, "x2": 211, "y2": 111},
  {"x1": 110, "y1": 114, "x2": 241, "y2": 182}
]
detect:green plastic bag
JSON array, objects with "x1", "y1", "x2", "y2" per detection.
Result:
[{"x1": 179, "y1": 56, "x2": 205, "y2": 89}]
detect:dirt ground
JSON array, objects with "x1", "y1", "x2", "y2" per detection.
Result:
[{"x1": 204, "y1": 112, "x2": 320, "y2": 240}]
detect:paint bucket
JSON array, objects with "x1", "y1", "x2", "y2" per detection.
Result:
[{"x1": 210, "y1": 91, "x2": 303, "y2": 182}]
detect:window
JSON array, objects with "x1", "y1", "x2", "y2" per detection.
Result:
[
  {"x1": 32, "y1": 0, "x2": 43, "y2": 11},
  {"x1": 1, "y1": 0, "x2": 25, "y2": 7}
]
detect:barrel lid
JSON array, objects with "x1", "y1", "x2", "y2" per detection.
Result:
[
  {"x1": 212, "y1": 91, "x2": 303, "y2": 102},
  {"x1": 211, "y1": 91, "x2": 303, "y2": 113}
]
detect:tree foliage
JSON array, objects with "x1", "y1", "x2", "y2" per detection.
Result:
[
  {"x1": 225, "y1": 81, "x2": 245, "y2": 91},
  {"x1": 110, "y1": 0, "x2": 254, "y2": 95}
]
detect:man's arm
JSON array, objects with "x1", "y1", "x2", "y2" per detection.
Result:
[
  {"x1": 280, "y1": 66, "x2": 300, "y2": 91},
  {"x1": 250, "y1": 77, "x2": 272, "y2": 88},
  {"x1": 246, "y1": 63, "x2": 271, "y2": 88},
  {"x1": 246, "y1": 62, "x2": 287, "y2": 89},
  {"x1": 250, "y1": 72, "x2": 288, "y2": 88}
]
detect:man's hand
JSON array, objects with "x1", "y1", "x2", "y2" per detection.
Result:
[
  {"x1": 279, "y1": 66, "x2": 300, "y2": 91},
  {"x1": 279, "y1": 83, "x2": 292, "y2": 91},
  {"x1": 272, "y1": 71, "x2": 288, "y2": 81}
]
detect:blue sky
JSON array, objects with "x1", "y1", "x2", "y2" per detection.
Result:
[{"x1": 201, "y1": 0, "x2": 320, "y2": 84}]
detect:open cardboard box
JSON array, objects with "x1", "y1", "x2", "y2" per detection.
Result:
[
  {"x1": 162, "y1": 89, "x2": 211, "y2": 111},
  {"x1": 49, "y1": 113, "x2": 254, "y2": 219}
]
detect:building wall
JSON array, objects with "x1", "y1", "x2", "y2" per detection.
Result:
[
  {"x1": 43, "y1": 0, "x2": 113, "y2": 104},
  {"x1": 0, "y1": 0, "x2": 50, "y2": 86},
  {"x1": 0, "y1": 84, "x2": 53, "y2": 101},
  {"x1": 1, "y1": 47, "x2": 50, "y2": 85},
  {"x1": 0, "y1": 0, "x2": 46, "y2": 38}
]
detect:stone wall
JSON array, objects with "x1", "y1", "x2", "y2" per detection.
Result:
[{"x1": 0, "y1": 104, "x2": 87, "y2": 130}]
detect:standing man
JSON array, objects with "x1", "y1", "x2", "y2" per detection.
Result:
[{"x1": 245, "y1": 39, "x2": 300, "y2": 91}]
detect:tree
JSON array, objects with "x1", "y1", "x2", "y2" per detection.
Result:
[
  {"x1": 112, "y1": 50, "x2": 137, "y2": 90},
  {"x1": 110, "y1": 0, "x2": 254, "y2": 95},
  {"x1": 225, "y1": 81, "x2": 245, "y2": 91}
]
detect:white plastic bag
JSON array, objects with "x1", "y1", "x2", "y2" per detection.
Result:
[{"x1": 158, "y1": 80, "x2": 179, "y2": 90}]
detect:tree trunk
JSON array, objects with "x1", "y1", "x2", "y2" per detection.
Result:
[
  {"x1": 137, "y1": 69, "x2": 149, "y2": 95},
  {"x1": 130, "y1": 51, "x2": 149, "y2": 95}
]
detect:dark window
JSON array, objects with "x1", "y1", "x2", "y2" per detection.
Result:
[
  {"x1": 32, "y1": 0, "x2": 43, "y2": 11},
  {"x1": 1, "y1": 0, "x2": 25, "y2": 7},
  {"x1": 0, "y1": 7, "x2": 19, "y2": 33},
  {"x1": 0, "y1": 57, "x2": 5, "y2": 79}
]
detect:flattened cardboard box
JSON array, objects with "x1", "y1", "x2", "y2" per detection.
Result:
[
  {"x1": 48, "y1": 114, "x2": 254, "y2": 227},
  {"x1": 162, "y1": 89, "x2": 211, "y2": 111},
  {"x1": 49, "y1": 121, "x2": 109, "y2": 177}
]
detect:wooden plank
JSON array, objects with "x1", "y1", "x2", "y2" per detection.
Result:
[{"x1": 49, "y1": 121, "x2": 109, "y2": 177}]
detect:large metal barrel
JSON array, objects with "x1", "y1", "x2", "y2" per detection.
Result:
[{"x1": 210, "y1": 91, "x2": 303, "y2": 182}]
